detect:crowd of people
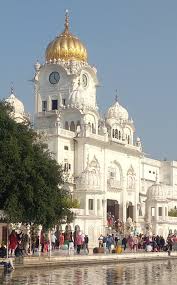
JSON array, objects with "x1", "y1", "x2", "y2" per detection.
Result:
[
  {"x1": 107, "y1": 213, "x2": 124, "y2": 233},
  {"x1": 37, "y1": 230, "x2": 89, "y2": 255},
  {"x1": 0, "y1": 228, "x2": 90, "y2": 257},
  {"x1": 1, "y1": 227, "x2": 177, "y2": 259},
  {"x1": 98, "y1": 233, "x2": 177, "y2": 253}
]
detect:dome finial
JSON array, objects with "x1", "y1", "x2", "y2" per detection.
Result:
[
  {"x1": 64, "y1": 9, "x2": 69, "y2": 33},
  {"x1": 115, "y1": 89, "x2": 118, "y2": 102},
  {"x1": 10, "y1": 82, "x2": 14, "y2": 95}
]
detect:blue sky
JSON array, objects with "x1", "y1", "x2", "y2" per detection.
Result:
[{"x1": 0, "y1": 0, "x2": 177, "y2": 160}]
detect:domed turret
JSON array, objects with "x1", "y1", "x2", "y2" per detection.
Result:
[
  {"x1": 45, "y1": 11, "x2": 87, "y2": 62},
  {"x1": 5, "y1": 88, "x2": 28, "y2": 123},
  {"x1": 106, "y1": 101, "x2": 129, "y2": 121},
  {"x1": 146, "y1": 174, "x2": 167, "y2": 201},
  {"x1": 5, "y1": 88, "x2": 25, "y2": 115}
]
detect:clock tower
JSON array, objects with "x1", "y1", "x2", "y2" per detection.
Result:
[
  {"x1": 34, "y1": 11, "x2": 99, "y2": 134},
  {"x1": 34, "y1": 11, "x2": 105, "y2": 244}
]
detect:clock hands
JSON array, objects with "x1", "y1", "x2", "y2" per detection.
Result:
[
  {"x1": 54, "y1": 73, "x2": 57, "y2": 82},
  {"x1": 49, "y1": 72, "x2": 60, "y2": 84}
]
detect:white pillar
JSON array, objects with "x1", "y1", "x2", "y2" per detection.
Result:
[
  {"x1": 85, "y1": 197, "x2": 89, "y2": 215},
  {"x1": 134, "y1": 205, "x2": 138, "y2": 222},
  {"x1": 94, "y1": 197, "x2": 97, "y2": 216},
  {"x1": 122, "y1": 202, "x2": 127, "y2": 222},
  {"x1": 97, "y1": 199, "x2": 101, "y2": 216},
  {"x1": 155, "y1": 206, "x2": 158, "y2": 222},
  {"x1": 122, "y1": 176, "x2": 127, "y2": 222},
  {"x1": 162, "y1": 206, "x2": 165, "y2": 221},
  {"x1": 103, "y1": 199, "x2": 107, "y2": 226},
  {"x1": 147, "y1": 204, "x2": 151, "y2": 221}
]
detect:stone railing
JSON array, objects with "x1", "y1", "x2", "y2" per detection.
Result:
[
  {"x1": 59, "y1": 128, "x2": 75, "y2": 138},
  {"x1": 89, "y1": 133, "x2": 107, "y2": 142},
  {"x1": 71, "y1": 208, "x2": 85, "y2": 216},
  {"x1": 168, "y1": 216, "x2": 177, "y2": 222}
]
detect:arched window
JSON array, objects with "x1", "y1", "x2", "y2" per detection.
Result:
[
  {"x1": 70, "y1": 121, "x2": 75, "y2": 132},
  {"x1": 119, "y1": 131, "x2": 121, "y2": 140},
  {"x1": 88, "y1": 122, "x2": 91, "y2": 131},
  {"x1": 128, "y1": 135, "x2": 130, "y2": 144},
  {"x1": 65, "y1": 121, "x2": 69, "y2": 130},
  {"x1": 92, "y1": 123, "x2": 96, "y2": 134},
  {"x1": 112, "y1": 129, "x2": 115, "y2": 138},
  {"x1": 115, "y1": 129, "x2": 118, "y2": 139}
]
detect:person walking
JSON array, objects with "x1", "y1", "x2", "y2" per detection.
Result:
[
  {"x1": 9, "y1": 230, "x2": 18, "y2": 256},
  {"x1": 75, "y1": 232, "x2": 83, "y2": 254},
  {"x1": 106, "y1": 235, "x2": 113, "y2": 253},
  {"x1": 59, "y1": 233, "x2": 64, "y2": 249},
  {"x1": 68, "y1": 232, "x2": 74, "y2": 255},
  {"x1": 51, "y1": 233, "x2": 57, "y2": 250},
  {"x1": 122, "y1": 237, "x2": 127, "y2": 251},
  {"x1": 84, "y1": 235, "x2": 89, "y2": 254}
]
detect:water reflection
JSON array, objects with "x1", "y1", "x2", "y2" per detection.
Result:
[{"x1": 0, "y1": 260, "x2": 177, "y2": 285}]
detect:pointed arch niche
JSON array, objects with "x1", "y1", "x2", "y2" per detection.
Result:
[
  {"x1": 107, "y1": 160, "x2": 123, "y2": 189},
  {"x1": 127, "y1": 165, "x2": 136, "y2": 190}
]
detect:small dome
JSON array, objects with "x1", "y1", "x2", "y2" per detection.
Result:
[
  {"x1": 5, "y1": 91, "x2": 24, "y2": 115},
  {"x1": 69, "y1": 87, "x2": 94, "y2": 109},
  {"x1": 45, "y1": 11, "x2": 87, "y2": 62},
  {"x1": 147, "y1": 183, "x2": 167, "y2": 201},
  {"x1": 106, "y1": 101, "x2": 129, "y2": 121},
  {"x1": 70, "y1": 88, "x2": 83, "y2": 108}
]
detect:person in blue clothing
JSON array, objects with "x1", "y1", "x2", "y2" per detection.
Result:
[
  {"x1": 103, "y1": 236, "x2": 107, "y2": 253},
  {"x1": 106, "y1": 235, "x2": 113, "y2": 253}
]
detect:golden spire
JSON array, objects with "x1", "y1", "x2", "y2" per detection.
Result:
[
  {"x1": 45, "y1": 10, "x2": 88, "y2": 62},
  {"x1": 64, "y1": 9, "x2": 69, "y2": 33}
]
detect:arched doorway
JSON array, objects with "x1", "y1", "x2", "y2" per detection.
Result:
[
  {"x1": 107, "y1": 199, "x2": 119, "y2": 220},
  {"x1": 127, "y1": 202, "x2": 134, "y2": 220}
]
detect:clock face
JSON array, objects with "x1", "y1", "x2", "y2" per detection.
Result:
[
  {"x1": 49, "y1": 71, "x2": 60, "y2": 84},
  {"x1": 82, "y1": 73, "x2": 88, "y2": 88}
]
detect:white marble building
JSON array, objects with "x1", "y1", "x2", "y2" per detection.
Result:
[{"x1": 5, "y1": 12, "x2": 177, "y2": 245}]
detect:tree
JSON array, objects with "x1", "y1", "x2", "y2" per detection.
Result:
[
  {"x1": 0, "y1": 101, "x2": 76, "y2": 229},
  {"x1": 168, "y1": 208, "x2": 177, "y2": 217}
]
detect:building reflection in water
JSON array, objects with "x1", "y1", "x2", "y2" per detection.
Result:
[{"x1": 0, "y1": 260, "x2": 177, "y2": 285}]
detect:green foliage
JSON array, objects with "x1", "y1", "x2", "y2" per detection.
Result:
[
  {"x1": 0, "y1": 101, "x2": 76, "y2": 229},
  {"x1": 168, "y1": 208, "x2": 177, "y2": 217}
]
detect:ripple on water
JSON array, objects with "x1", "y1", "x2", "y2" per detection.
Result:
[{"x1": 0, "y1": 260, "x2": 177, "y2": 285}]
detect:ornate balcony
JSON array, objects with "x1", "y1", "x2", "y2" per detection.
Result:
[{"x1": 107, "y1": 178, "x2": 122, "y2": 191}]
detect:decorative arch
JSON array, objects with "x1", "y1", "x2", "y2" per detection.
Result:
[
  {"x1": 88, "y1": 154, "x2": 100, "y2": 169},
  {"x1": 127, "y1": 165, "x2": 136, "y2": 189},
  {"x1": 124, "y1": 126, "x2": 133, "y2": 144},
  {"x1": 108, "y1": 160, "x2": 123, "y2": 186}
]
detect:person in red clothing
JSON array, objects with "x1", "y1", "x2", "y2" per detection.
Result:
[
  {"x1": 75, "y1": 232, "x2": 83, "y2": 254},
  {"x1": 9, "y1": 230, "x2": 18, "y2": 256},
  {"x1": 59, "y1": 233, "x2": 64, "y2": 249}
]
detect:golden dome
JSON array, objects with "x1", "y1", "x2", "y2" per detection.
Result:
[{"x1": 45, "y1": 11, "x2": 88, "y2": 62}]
